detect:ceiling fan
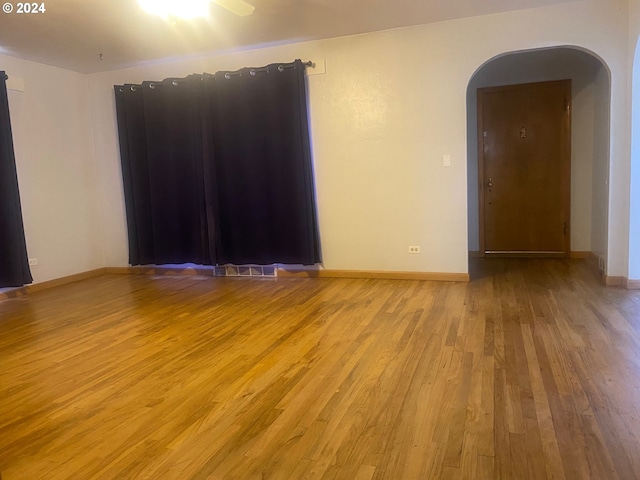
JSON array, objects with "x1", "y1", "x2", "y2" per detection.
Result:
[{"x1": 138, "y1": 0, "x2": 255, "y2": 19}]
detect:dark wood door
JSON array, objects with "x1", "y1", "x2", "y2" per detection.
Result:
[{"x1": 478, "y1": 80, "x2": 571, "y2": 256}]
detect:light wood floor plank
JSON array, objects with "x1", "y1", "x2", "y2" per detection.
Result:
[{"x1": 1, "y1": 259, "x2": 640, "y2": 479}]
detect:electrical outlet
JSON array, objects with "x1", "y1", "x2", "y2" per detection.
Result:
[
  {"x1": 408, "y1": 246, "x2": 421, "y2": 254},
  {"x1": 28, "y1": 258, "x2": 38, "y2": 266}
]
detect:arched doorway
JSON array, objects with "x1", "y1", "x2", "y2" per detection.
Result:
[{"x1": 466, "y1": 47, "x2": 611, "y2": 272}]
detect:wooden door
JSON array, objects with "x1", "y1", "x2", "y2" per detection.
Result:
[{"x1": 478, "y1": 80, "x2": 571, "y2": 256}]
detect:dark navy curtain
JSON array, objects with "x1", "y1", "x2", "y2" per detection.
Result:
[
  {"x1": 115, "y1": 76, "x2": 213, "y2": 265},
  {"x1": 0, "y1": 72, "x2": 32, "y2": 287},
  {"x1": 115, "y1": 60, "x2": 321, "y2": 266}
]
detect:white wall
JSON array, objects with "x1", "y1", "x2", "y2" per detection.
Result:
[
  {"x1": 466, "y1": 48, "x2": 608, "y2": 255},
  {"x1": 87, "y1": 0, "x2": 630, "y2": 275},
  {"x1": 1, "y1": 54, "x2": 104, "y2": 283},
  {"x1": 591, "y1": 65, "x2": 611, "y2": 265},
  {"x1": 629, "y1": 0, "x2": 640, "y2": 281}
]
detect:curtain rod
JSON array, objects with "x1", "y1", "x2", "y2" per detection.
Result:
[
  {"x1": 5, "y1": 62, "x2": 313, "y2": 85},
  {"x1": 116, "y1": 60, "x2": 315, "y2": 91},
  {"x1": 217, "y1": 60, "x2": 314, "y2": 76}
]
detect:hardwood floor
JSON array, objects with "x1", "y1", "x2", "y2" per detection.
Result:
[{"x1": 1, "y1": 259, "x2": 640, "y2": 479}]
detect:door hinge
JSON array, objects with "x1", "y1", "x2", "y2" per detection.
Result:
[{"x1": 563, "y1": 221, "x2": 568, "y2": 236}]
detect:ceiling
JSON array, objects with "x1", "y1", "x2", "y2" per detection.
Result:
[{"x1": 0, "y1": 0, "x2": 579, "y2": 74}]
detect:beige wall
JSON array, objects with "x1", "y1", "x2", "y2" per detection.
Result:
[
  {"x1": 87, "y1": 1, "x2": 630, "y2": 275},
  {"x1": 1, "y1": 0, "x2": 633, "y2": 280},
  {"x1": 591, "y1": 65, "x2": 611, "y2": 264},
  {"x1": 1, "y1": 54, "x2": 104, "y2": 283},
  {"x1": 629, "y1": 0, "x2": 640, "y2": 280}
]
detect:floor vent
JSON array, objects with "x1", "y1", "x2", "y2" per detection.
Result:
[{"x1": 214, "y1": 265, "x2": 277, "y2": 278}]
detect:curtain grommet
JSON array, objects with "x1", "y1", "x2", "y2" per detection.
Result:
[
  {"x1": 278, "y1": 65, "x2": 284, "y2": 72},
  {"x1": 172, "y1": 80, "x2": 178, "y2": 86}
]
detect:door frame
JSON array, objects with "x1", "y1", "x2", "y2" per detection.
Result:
[{"x1": 476, "y1": 80, "x2": 572, "y2": 257}]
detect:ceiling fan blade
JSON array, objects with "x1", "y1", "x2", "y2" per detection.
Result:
[{"x1": 212, "y1": 0, "x2": 255, "y2": 16}]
